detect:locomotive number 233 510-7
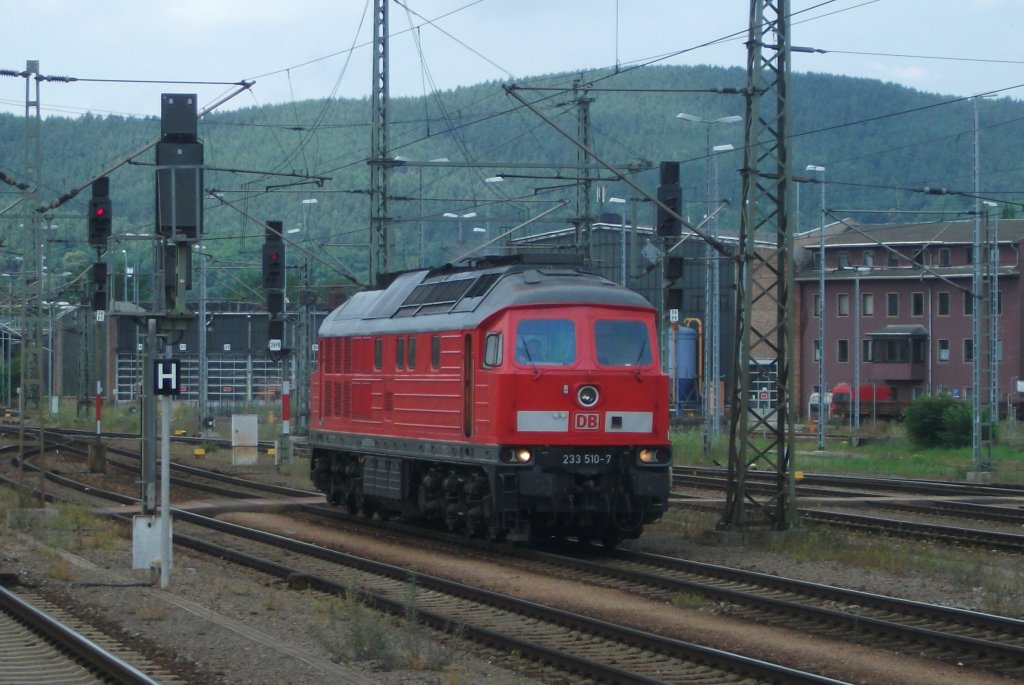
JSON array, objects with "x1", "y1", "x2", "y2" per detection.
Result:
[{"x1": 562, "y1": 453, "x2": 613, "y2": 465}]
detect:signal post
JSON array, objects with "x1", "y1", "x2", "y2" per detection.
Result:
[{"x1": 263, "y1": 222, "x2": 292, "y2": 463}]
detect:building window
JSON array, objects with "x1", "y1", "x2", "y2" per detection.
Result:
[
  {"x1": 964, "y1": 338, "x2": 974, "y2": 362},
  {"x1": 938, "y1": 339, "x2": 950, "y2": 362},
  {"x1": 913, "y1": 338, "x2": 926, "y2": 363},
  {"x1": 862, "y1": 292, "x2": 874, "y2": 316},
  {"x1": 887, "y1": 293, "x2": 899, "y2": 317},
  {"x1": 862, "y1": 251, "x2": 874, "y2": 267},
  {"x1": 837, "y1": 292, "x2": 850, "y2": 317},
  {"x1": 813, "y1": 252, "x2": 822, "y2": 270},
  {"x1": 965, "y1": 245, "x2": 973, "y2": 264},
  {"x1": 837, "y1": 251, "x2": 850, "y2": 269},
  {"x1": 964, "y1": 291, "x2": 973, "y2": 316},
  {"x1": 996, "y1": 289, "x2": 1002, "y2": 315},
  {"x1": 938, "y1": 291, "x2": 950, "y2": 316},
  {"x1": 862, "y1": 338, "x2": 873, "y2": 362},
  {"x1": 813, "y1": 339, "x2": 821, "y2": 362},
  {"x1": 876, "y1": 338, "x2": 910, "y2": 362},
  {"x1": 938, "y1": 247, "x2": 950, "y2": 267},
  {"x1": 888, "y1": 250, "x2": 900, "y2": 267},
  {"x1": 813, "y1": 293, "x2": 820, "y2": 317},
  {"x1": 912, "y1": 249, "x2": 924, "y2": 267},
  {"x1": 912, "y1": 292, "x2": 924, "y2": 316},
  {"x1": 837, "y1": 339, "x2": 849, "y2": 363}
]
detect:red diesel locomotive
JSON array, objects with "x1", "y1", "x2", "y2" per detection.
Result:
[{"x1": 308, "y1": 255, "x2": 672, "y2": 546}]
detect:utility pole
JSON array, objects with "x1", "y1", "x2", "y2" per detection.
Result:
[
  {"x1": 369, "y1": 0, "x2": 390, "y2": 286},
  {"x1": 721, "y1": 0, "x2": 797, "y2": 532},
  {"x1": 574, "y1": 80, "x2": 594, "y2": 264},
  {"x1": 18, "y1": 60, "x2": 45, "y2": 501},
  {"x1": 970, "y1": 99, "x2": 992, "y2": 478}
]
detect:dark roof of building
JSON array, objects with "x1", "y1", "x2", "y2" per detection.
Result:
[{"x1": 797, "y1": 218, "x2": 1024, "y2": 249}]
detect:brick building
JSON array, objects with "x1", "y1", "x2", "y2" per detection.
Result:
[{"x1": 795, "y1": 218, "x2": 1021, "y2": 417}]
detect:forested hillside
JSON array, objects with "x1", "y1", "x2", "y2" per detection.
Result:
[{"x1": 1, "y1": 64, "x2": 1021, "y2": 303}]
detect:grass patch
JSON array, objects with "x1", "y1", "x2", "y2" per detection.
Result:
[
  {"x1": 314, "y1": 575, "x2": 458, "y2": 672},
  {"x1": 670, "y1": 591, "x2": 706, "y2": 609},
  {"x1": 672, "y1": 423, "x2": 1024, "y2": 483},
  {"x1": 38, "y1": 504, "x2": 124, "y2": 552},
  {"x1": 750, "y1": 524, "x2": 1024, "y2": 617}
]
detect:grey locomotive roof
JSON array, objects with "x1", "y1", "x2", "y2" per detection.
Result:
[{"x1": 318, "y1": 263, "x2": 654, "y2": 337}]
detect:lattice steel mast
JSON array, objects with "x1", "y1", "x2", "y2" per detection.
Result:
[
  {"x1": 721, "y1": 0, "x2": 798, "y2": 531},
  {"x1": 19, "y1": 60, "x2": 45, "y2": 485},
  {"x1": 369, "y1": 0, "x2": 390, "y2": 286}
]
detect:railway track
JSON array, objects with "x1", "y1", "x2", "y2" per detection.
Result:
[
  {"x1": 289, "y1": 508, "x2": 1024, "y2": 677},
  {"x1": 5, "y1": 466, "x2": 843, "y2": 684},
  {"x1": 11, "y1": 456, "x2": 1024, "y2": 680},
  {"x1": 0, "y1": 581, "x2": 171, "y2": 685}
]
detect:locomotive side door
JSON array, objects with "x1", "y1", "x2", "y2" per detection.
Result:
[{"x1": 463, "y1": 333, "x2": 473, "y2": 438}]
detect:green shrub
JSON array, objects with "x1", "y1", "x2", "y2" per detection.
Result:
[{"x1": 904, "y1": 395, "x2": 973, "y2": 448}]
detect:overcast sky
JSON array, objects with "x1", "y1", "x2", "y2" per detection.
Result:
[{"x1": 1, "y1": 0, "x2": 1022, "y2": 119}]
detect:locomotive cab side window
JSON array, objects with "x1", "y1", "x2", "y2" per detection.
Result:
[
  {"x1": 595, "y1": 320, "x2": 653, "y2": 366},
  {"x1": 374, "y1": 338, "x2": 382, "y2": 370},
  {"x1": 515, "y1": 319, "x2": 576, "y2": 366},
  {"x1": 483, "y1": 332, "x2": 503, "y2": 368},
  {"x1": 396, "y1": 337, "x2": 405, "y2": 370},
  {"x1": 431, "y1": 335, "x2": 441, "y2": 369},
  {"x1": 407, "y1": 336, "x2": 416, "y2": 370}
]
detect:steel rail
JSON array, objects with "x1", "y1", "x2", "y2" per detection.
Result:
[{"x1": 0, "y1": 584, "x2": 161, "y2": 685}]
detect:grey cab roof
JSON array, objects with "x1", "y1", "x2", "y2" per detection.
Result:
[{"x1": 318, "y1": 259, "x2": 654, "y2": 338}]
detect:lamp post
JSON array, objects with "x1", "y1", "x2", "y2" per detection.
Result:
[
  {"x1": 443, "y1": 211, "x2": 477, "y2": 245},
  {"x1": 121, "y1": 249, "x2": 130, "y2": 302},
  {"x1": 397, "y1": 157, "x2": 450, "y2": 267},
  {"x1": 676, "y1": 112, "x2": 741, "y2": 440},
  {"x1": 806, "y1": 165, "x2": 827, "y2": 446}
]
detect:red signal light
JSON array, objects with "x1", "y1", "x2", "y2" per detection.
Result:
[{"x1": 94, "y1": 207, "x2": 106, "y2": 217}]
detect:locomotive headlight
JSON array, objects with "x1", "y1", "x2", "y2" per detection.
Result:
[
  {"x1": 502, "y1": 448, "x2": 533, "y2": 464},
  {"x1": 576, "y1": 384, "x2": 599, "y2": 408},
  {"x1": 638, "y1": 448, "x2": 667, "y2": 464}
]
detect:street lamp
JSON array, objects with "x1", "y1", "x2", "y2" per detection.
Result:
[
  {"x1": 443, "y1": 211, "x2": 477, "y2": 244},
  {"x1": 806, "y1": 164, "x2": 827, "y2": 447},
  {"x1": 397, "y1": 157, "x2": 450, "y2": 267},
  {"x1": 676, "y1": 112, "x2": 741, "y2": 440},
  {"x1": 121, "y1": 249, "x2": 130, "y2": 302}
]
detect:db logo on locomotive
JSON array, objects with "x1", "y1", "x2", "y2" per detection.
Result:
[{"x1": 573, "y1": 412, "x2": 600, "y2": 430}]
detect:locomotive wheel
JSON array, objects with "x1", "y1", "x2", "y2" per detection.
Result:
[{"x1": 444, "y1": 504, "x2": 462, "y2": 533}]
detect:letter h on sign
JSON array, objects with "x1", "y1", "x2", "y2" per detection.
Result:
[{"x1": 154, "y1": 359, "x2": 181, "y2": 396}]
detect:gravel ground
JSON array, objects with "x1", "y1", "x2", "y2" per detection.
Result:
[
  {"x1": 1, "y1": 528, "x2": 538, "y2": 685},
  {"x1": 2, "y1": 450, "x2": 1022, "y2": 684}
]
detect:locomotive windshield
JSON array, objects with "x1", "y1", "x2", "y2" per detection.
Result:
[
  {"x1": 595, "y1": 320, "x2": 652, "y2": 366},
  {"x1": 515, "y1": 319, "x2": 576, "y2": 365}
]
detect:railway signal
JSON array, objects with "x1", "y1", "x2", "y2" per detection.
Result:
[
  {"x1": 264, "y1": 221, "x2": 286, "y2": 352},
  {"x1": 91, "y1": 261, "x2": 108, "y2": 311},
  {"x1": 87, "y1": 177, "x2": 112, "y2": 247},
  {"x1": 656, "y1": 162, "x2": 681, "y2": 237}
]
